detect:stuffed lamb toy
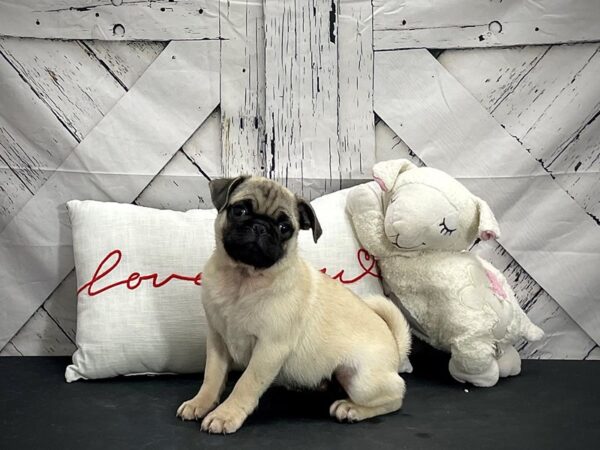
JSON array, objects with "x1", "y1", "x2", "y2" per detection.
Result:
[{"x1": 347, "y1": 159, "x2": 544, "y2": 387}]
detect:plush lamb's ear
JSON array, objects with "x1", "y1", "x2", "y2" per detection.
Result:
[
  {"x1": 474, "y1": 196, "x2": 500, "y2": 241},
  {"x1": 209, "y1": 176, "x2": 247, "y2": 212},
  {"x1": 372, "y1": 159, "x2": 417, "y2": 192}
]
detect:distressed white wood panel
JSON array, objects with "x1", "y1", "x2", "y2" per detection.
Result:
[
  {"x1": 2, "y1": 41, "x2": 218, "y2": 355},
  {"x1": 375, "y1": 118, "x2": 597, "y2": 359},
  {"x1": 0, "y1": 38, "x2": 128, "y2": 230},
  {"x1": 0, "y1": 342, "x2": 23, "y2": 356},
  {"x1": 375, "y1": 49, "x2": 600, "y2": 345},
  {"x1": 0, "y1": 38, "x2": 166, "y2": 235},
  {"x1": 0, "y1": 165, "x2": 28, "y2": 225},
  {"x1": 585, "y1": 346, "x2": 600, "y2": 360},
  {"x1": 438, "y1": 46, "x2": 551, "y2": 113},
  {"x1": 374, "y1": 116, "x2": 422, "y2": 166},
  {"x1": 4, "y1": 124, "x2": 219, "y2": 356},
  {"x1": 373, "y1": 0, "x2": 600, "y2": 50},
  {"x1": 0, "y1": 38, "x2": 125, "y2": 141},
  {"x1": 0, "y1": 54, "x2": 78, "y2": 230},
  {"x1": 84, "y1": 40, "x2": 167, "y2": 88},
  {"x1": 182, "y1": 108, "x2": 222, "y2": 179},
  {"x1": 473, "y1": 240, "x2": 598, "y2": 359},
  {"x1": 0, "y1": 40, "x2": 220, "y2": 350},
  {"x1": 0, "y1": 1, "x2": 218, "y2": 41},
  {"x1": 0, "y1": 40, "x2": 171, "y2": 353},
  {"x1": 2, "y1": 271, "x2": 77, "y2": 357},
  {"x1": 42, "y1": 270, "x2": 78, "y2": 343},
  {"x1": 441, "y1": 44, "x2": 600, "y2": 221},
  {"x1": 135, "y1": 150, "x2": 212, "y2": 211},
  {"x1": 220, "y1": 0, "x2": 266, "y2": 176},
  {"x1": 338, "y1": 0, "x2": 375, "y2": 179},
  {"x1": 0, "y1": 307, "x2": 76, "y2": 356},
  {"x1": 264, "y1": 0, "x2": 339, "y2": 191}
]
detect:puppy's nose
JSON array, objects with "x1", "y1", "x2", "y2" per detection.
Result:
[{"x1": 252, "y1": 223, "x2": 268, "y2": 235}]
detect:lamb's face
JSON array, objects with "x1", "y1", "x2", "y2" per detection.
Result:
[{"x1": 384, "y1": 182, "x2": 475, "y2": 252}]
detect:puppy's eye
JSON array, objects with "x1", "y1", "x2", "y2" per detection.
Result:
[
  {"x1": 231, "y1": 204, "x2": 248, "y2": 217},
  {"x1": 279, "y1": 222, "x2": 291, "y2": 234},
  {"x1": 439, "y1": 218, "x2": 456, "y2": 236}
]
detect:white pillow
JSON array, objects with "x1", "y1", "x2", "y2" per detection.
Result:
[
  {"x1": 66, "y1": 187, "x2": 383, "y2": 382},
  {"x1": 66, "y1": 201, "x2": 216, "y2": 382},
  {"x1": 298, "y1": 188, "x2": 383, "y2": 298}
]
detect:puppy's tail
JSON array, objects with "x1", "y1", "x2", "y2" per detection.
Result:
[{"x1": 363, "y1": 295, "x2": 412, "y2": 372}]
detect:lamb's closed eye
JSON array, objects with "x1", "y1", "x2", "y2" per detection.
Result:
[{"x1": 439, "y1": 218, "x2": 456, "y2": 236}]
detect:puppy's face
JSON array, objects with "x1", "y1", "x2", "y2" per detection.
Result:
[{"x1": 209, "y1": 176, "x2": 322, "y2": 269}]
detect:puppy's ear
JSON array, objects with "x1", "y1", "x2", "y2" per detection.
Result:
[
  {"x1": 297, "y1": 197, "x2": 322, "y2": 243},
  {"x1": 209, "y1": 176, "x2": 247, "y2": 212}
]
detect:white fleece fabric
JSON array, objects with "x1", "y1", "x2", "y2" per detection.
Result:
[{"x1": 347, "y1": 159, "x2": 544, "y2": 387}]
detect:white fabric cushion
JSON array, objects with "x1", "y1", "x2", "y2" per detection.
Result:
[
  {"x1": 66, "y1": 187, "x2": 383, "y2": 382},
  {"x1": 298, "y1": 188, "x2": 383, "y2": 298}
]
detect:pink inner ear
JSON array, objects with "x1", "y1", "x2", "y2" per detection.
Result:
[
  {"x1": 373, "y1": 176, "x2": 387, "y2": 192},
  {"x1": 480, "y1": 230, "x2": 497, "y2": 241}
]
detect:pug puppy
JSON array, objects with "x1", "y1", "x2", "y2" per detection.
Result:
[{"x1": 177, "y1": 176, "x2": 411, "y2": 434}]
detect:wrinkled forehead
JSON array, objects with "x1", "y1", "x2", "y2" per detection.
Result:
[{"x1": 230, "y1": 179, "x2": 297, "y2": 219}]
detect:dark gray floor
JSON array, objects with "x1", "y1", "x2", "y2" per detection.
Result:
[{"x1": 1, "y1": 346, "x2": 599, "y2": 450}]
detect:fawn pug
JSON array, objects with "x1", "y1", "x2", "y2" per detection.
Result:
[{"x1": 177, "y1": 176, "x2": 411, "y2": 433}]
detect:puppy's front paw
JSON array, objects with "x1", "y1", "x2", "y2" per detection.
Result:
[
  {"x1": 176, "y1": 397, "x2": 217, "y2": 421},
  {"x1": 201, "y1": 403, "x2": 247, "y2": 434}
]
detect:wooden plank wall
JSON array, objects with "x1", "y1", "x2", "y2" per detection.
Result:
[
  {"x1": 0, "y1": 0, "x2": 598, "y2": 359},
  {"x1": 375, "y1": 48, "x2": 600, "y2": 344},
  {"x1": 373, "y1": 0, "x2": 600, "y2": 49}
]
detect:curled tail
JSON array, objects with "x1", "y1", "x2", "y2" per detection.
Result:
[{"x1": 363, "y1": 295, "x2": 412, "y2": 372}]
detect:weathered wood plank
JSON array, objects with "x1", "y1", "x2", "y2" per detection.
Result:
[
  {"x1": 473, "y1": 240, "x2": 598, "y2": 359},
  {"x1": 1, "y1": 41, "x2": 217, "y2": 354},
  {"x1": 585, "y1": 346, "x2": 600, "y2": 360},
  {"x1": 374, "y1": 116, "x2": 422, "y2": 167},
  {"x1": 375, "y1": 49, "x2": 600, "y2": 345},
  {"x1": 264, "y1": 0, "x2": 339, "y2": 190},
  {"x1": 373, "y1": 0, "x2": 600, "y2": 50},
  {"x1": 4, "y1": 131, "x2": 219, "y2": 356},
  {"x1": 0, "y1": 163, "x2": 32, "y2": 231},
  {"x1": 41, "y1": 270, "x2": 78, "y2": 343},
  {"x1": 0, "y1": 39, "x2": 170, "y2": 351},
  {"x1": 0, "y1": 271, "x2": 77, "y2": 357},
  {"x1": 440, "y1": 43, "x2": 600, "y2": 221},
  {"x1": 437, "y1": 46, "x2": 550, "y2": 113},
  {"x1": 220, "y1": 0, "x2": 266, "y2": 177},
  {"x1": 0, "y1": 1, "x2": 218, "y2": 41},
  {"x1": 0, "y1": 38, "x2": 166, "y2": 233},
  {"x1": 181, "y1": 107, "x2": 222, "y2": 179},
  {"x1": 0, "y1": 40, "x2": 220, "y2": 350},
  {"x1": 375, "y1": 117, "x2": 597, "y2": 359},
  {"x1": 0, "y1": 342, "x2": 23, "y2": 356},
  {"x1": 0, "y1": 307, "x2": 75, "y2": 356},
  {"x1": 0, "y1": 38, "x2": 120, "y2": 230},
  {"x1": 135, "y1": 150, "x2": 212, "y2": 211},
  {"x1": 337, "y1": 0, "x2": 375, "y2": 179},
  {"x1": 83, "y1": 40, "x2": 167, "y2": 88},
  {"x1": 0, "y1": 38, "x2": 126, "y2": 141}
]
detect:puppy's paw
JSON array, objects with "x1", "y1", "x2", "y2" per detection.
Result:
[
  {"x1": 176, "y1": 397, "x2": 217, "y2": 421},
  {"x1": 329, "y1": 399, "x2": 361, "y2": 423},
  {"x1": 201, "y1": 404, "x2": 247, "y2": 434}
]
